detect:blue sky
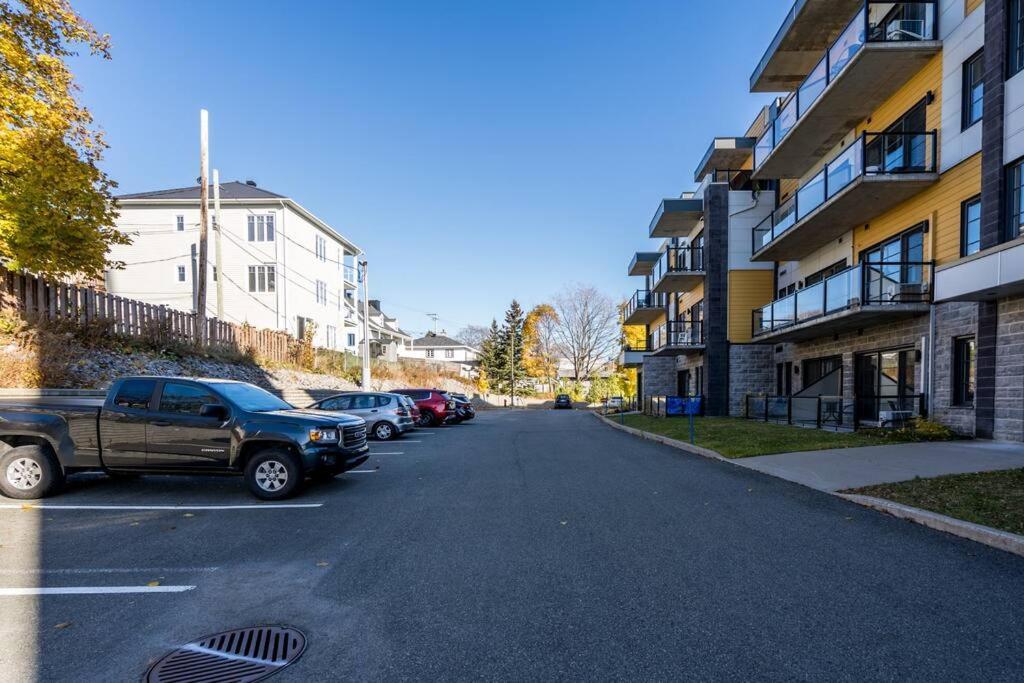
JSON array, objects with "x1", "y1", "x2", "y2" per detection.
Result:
[{"x1": 71, "y1": 0, "x2": 785, "y2": 338}]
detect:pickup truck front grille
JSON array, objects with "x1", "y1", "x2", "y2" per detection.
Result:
[{"x1": 342, "y1": 424, "x2": 367, "y2": 448}]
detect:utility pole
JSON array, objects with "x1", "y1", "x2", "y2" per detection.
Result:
[
  {"x1": 213, "y1": 168, "x2": 224, "y2": 321},
  {"x1": 360, "y1": 259, "x2": 371, "y2": 389},
  {"x1": 509, "y1": 324, "x2": 516, "y2": 408},
  {"x1": 195, "y1": 109, "x2": 210, "y2": 341}
]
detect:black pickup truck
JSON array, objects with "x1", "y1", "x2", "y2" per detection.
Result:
[{"x1": 0, "y1": 377, "x2": 369, "y2": 500}]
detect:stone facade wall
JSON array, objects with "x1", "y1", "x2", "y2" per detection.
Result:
[
  {"x1": 995, "y1": 295, "x2": 1024, "y2": 441},
  {"x1": 932, "y1": 301, "x2": 979, "y2": 437},
  {"x1": 641, "y1": 355, "x2": 678, "y2": 398},
  {"x1": 674, "y1": 351, "x2": 704, "y2": 392},
  {"x1": 728, "y1": 344, "x2": 774, "y2": 416}
]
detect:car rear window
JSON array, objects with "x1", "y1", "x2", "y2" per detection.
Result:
[
  {"x1": 113, "y1": 379, "x2": 156, "y2": 410},
  {"x1": 377, "y1": 395, "x2": 392, "y2": 407},
  {"x1": 397, "y1": 390, "x2": 429, "y2": 401}
]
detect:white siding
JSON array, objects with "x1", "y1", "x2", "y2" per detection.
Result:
[
  {"x1": 727, "y1": 190, "x2": 776, "y2": 271},
  {"x1": 941, "y1": 1, "x2": 984, "y2": 172}
]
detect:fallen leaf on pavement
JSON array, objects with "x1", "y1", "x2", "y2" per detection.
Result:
[
  {"x1": 147, "y1": 581, "x2": 160, "y2": 587},
  {"x1": 53, "y1": 622, "x2": 72, "y2": 630}
]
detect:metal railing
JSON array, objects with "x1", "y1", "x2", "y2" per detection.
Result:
[
  {"x1": 649, "y1": 320, "x2": 704, "y2": 351},
  {"x1": 753, "y1": 260, "x2": 934, "y2": 336},
  {"x1": 705, "y1": 169, "x2": 776, "y2": 192},
  {"x1": 652, "y1": 246, "x2": 705, "y2": 284},
  {"x1": 753, "y1": 1, "x2": 938, "y2": 170},
  {"x1": 623, "y1": 290, "x2": 666, "y2": 321},
  {"x1": 744, "y1": 393, "x2": 925, "y2": 429},
  {"x1": 752, "y1": 130, "x2": 937, "y2": 254}
]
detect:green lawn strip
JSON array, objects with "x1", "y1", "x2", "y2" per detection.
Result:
[
  {"x1": 848, "y1": 469, "x2": 1024, "y2": 536},
  {"x1": 619, "y1": 415, "x2": 903, "y2": 458}
]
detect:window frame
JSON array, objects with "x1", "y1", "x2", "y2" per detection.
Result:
[
  {"x1": 156, "y1": 381, "x2": 220, "y2": 417},
  {"x1": 176, "y1": 215, "x2": 185, "y2": 232},
  {"x1": 952, "y1": 336, "x2": 977, "y2": 407},
  {"x1": 962, "y1": 49, "x2": 984, "y2": 131},
  {"x1": 177, "y1": 265, "x2": 186, "y2": 282},
  {"x1": 1011, "y1": 0, "x2": 1024, "y2": 79},
  {"x1": 246, "y1": 214, "x2": 276, "y2": 242},
  {"x1": 961, "y1": 195, "x2": 982, "y2": 257},
  {"x1": 248, "y1": 264, "x2": 276, "y2": 293}
]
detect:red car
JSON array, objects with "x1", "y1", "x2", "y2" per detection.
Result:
[{"x1": 393, "y1": 389, "x2": 455, "y2": 427}]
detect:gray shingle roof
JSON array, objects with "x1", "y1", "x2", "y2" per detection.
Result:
[
  {"x1": 117, "y1": 181, "x2": 286, "y2": 200},
  {"x1": 413, "y1": 333, "x2": 467, "y2": 348}
]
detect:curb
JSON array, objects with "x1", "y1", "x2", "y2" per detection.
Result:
[
  {"x1": 838, "y1": 494, "x2": 1024, "y2": 558},
  {"x1": 595, "y1": 412, "x2": 1024, "y2": 558}
]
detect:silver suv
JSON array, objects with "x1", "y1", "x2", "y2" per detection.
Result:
[{"x1": 311, "y1": 392, "x2": 415, "y2": 441}]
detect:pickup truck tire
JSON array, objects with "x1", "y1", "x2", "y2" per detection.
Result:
[
  {"x1": 0, "y1": 445, "x2": 64, "y2": 500},
  {"x1": 245, "y1": 448, "x2": 303, "y2": 500},
  {"x1": 372, "y1": 421, "x2": 396, "y2": 440}
]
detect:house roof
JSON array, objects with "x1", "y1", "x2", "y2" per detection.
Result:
[
  {"x1": 117, "y1": 181, "x2": 286, "y2": 201},
  {"x1": 413, "y1": 333, "x2": 469, "y2": 348}
]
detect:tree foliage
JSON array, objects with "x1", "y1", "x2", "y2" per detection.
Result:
[
  {"x1": 0, "y1": 0, "x2": 127, "y2": 279},
  {"x1": 455, "y1": 324, "x2": 489, "y2": 349},
  {"x1": 550, "y1": 284, "x2": 620, "y2": 380},
  {"x1": 522, "y1": 303, "x2": 559, "y2": 387},
  {"x1": 480, "y1": 301, "x2": 533, "y2": 398}
]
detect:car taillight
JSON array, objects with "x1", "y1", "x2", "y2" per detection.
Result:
[{"x1": 396, "y1": 408, "x2": 409, "y2": 416}]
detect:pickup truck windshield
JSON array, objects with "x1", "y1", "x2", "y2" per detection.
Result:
[{"x1": 214, "y1": 383, "x2": 293, "y2": 412}]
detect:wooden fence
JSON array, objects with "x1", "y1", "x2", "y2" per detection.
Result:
[{"x1": 1, "y1": 269, "x2": 295, "y2": 363}]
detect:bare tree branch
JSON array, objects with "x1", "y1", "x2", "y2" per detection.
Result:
[{"x1": 551, "y1": 284, "x2": 620, "y2": 379}]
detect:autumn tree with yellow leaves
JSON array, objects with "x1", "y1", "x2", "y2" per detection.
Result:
[
  {"x1": 523, "y1": 303, "x2": 559, "y2": 391},
  {"x1": 0, "y1": 0, "x2": 127, "y2": 279}
]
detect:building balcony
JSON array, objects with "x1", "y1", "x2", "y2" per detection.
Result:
[
  {"x1": 752, "y1": 260, "x2": 933, "y2": 342},
  {"x1": 650, "y1": 320, "x2": 704, "y2": 356},
  {"x1": 344, "y1": 264, "x2": 358, "y2": 286},
  {"x1": 935, "y1": 238, "x2": 1024, "y2": 303},
  {"x1": 651, "y1": 246, "x2": 705, "y2": 295},
  {"x1": 628, "y1": 252, "x2": 661, "y2": 277},
  {"x1": 620, "y1": 344, "x2": 653, "y2": 368},
  {"x1": 753, "y1": 2, "x2": 940, "y2": 179},
  {"x1": 751, "y1": 131, "x2": 937, "y2": 262},
  {"x1": 623, "y1": 290, "x2": 667, "y2": 326},
  {"x1": 693, "y1": 137, "x2": 756, "y2": 182},
  {"x1": 649, "y1": 197, "x2": 703, "y2": 238}
]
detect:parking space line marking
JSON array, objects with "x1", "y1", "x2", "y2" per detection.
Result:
[
  {"x1": 0, "y1": 585, "x2": 196, "y2": 596},
  {"x1": 0, "y1": 503, "x2": 324, "y2": 511},
  {"x1": 369, "y1": 452, "x2": 405, "y2": 455},
  {"x1": 348, "y1": 470, "x2": 378, "y2": 474},
  {"x1": 0, "y1": 567, "x2": 218, "y2": 575}
]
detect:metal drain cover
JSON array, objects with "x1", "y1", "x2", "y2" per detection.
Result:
[{"x1": 146, "y1": 626, "x2": 306, "y2": 683}]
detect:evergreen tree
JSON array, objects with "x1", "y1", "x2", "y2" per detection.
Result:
[{"x1": 487, "y1": 301, "x2": 532, "y2": 399}]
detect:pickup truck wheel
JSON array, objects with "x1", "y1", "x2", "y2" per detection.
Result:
[
  {"x1": 0, "y1": 446, "x2": 64, "y2": 500},
  {"x1": 245, "y1": 449, "x2": 302, "y2": 500},
  {"x1": 373, "y1": 421, "x2": 396, "y2": 440}
]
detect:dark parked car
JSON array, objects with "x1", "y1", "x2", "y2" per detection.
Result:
[
  {"x1": 0, "y1": 377, "x2": 369, "y2": 500},
  {"x1": 448, "y1": 393, "x2": 476, "y2": 421},
  {"x1": 554, "y1": 394, "x2": 573, "y2": 409},
  {"x1": 309, "y1": 391, "x2": 415, "y2": 440},
  {"x1": 393, "y1": 389, "x2": 455, "y2": 427}
]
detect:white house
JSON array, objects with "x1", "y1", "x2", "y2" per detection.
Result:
[
  {"x1": 365, "y1": 300, "x2": 413, "y2": 360},
  {"x1": 401, "y1": 332, "x2": 481, "y2": 377},
  {"x1": 106, "y1": 181, "x2": 362, "y2": 352}
]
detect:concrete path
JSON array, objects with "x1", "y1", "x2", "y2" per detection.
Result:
[{"x1": 734, "y1": 439, "x2": 1024, "y2": 491}]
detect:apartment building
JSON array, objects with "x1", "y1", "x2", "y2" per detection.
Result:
[
  {"x1": 627, "y1": 0, "x2": 1024, "y2": 441},
  {"x1": 106, "y1": 181, "x2": 362, "y2": 352}
]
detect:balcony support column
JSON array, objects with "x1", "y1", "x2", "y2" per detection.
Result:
[
  {"x1": 704, "y1": 183, "x2": 730, "y2": 416},
  {"x1": 981, "y1": 0, "x2": 1008, "y2": 249}
]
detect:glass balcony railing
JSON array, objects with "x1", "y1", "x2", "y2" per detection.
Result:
[
  {"x1": 752, "y1": 130, "x2": 936, "y2": 254},
  {"x1": 753, "y1": 1, "x2": 938, "y2": 171},
  {"x1": 651, "y1": 246, "x2": 705, "y2": 284},
  {"x1": 752, "y1": 260, "x2": 934, "y2": 336},
  {"x1": 623, "y1": 290, "x2": 666, "y2": 321},
  {"x1": 650, "y1": 320, "x2": 704, "y2": 350},
  {"x1": 343, "y1": 264, "x2": 358, "y2": 283}
]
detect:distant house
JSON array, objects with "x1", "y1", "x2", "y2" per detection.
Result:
[
  {"x1": 401, "y1": 332, "x2": 481, "y2": 378},
  {"x1": 107, "y1": 180, "x2": 361, "y2": 352},
  {"x1": 364, "y1": 300, "x2": 412, "y2": 360}
]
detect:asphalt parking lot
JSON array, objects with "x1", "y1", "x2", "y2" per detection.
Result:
[{"x1": 2, "y1": 409, "x2": 1024, "y2": 681}]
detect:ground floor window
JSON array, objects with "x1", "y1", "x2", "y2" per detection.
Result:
[
  {"x1": 776, "y1": 361, "x2": 792, "y2": 396},
  {"x1": 953, "y1": 336, "x2": 976, "y2": 406},
  {"x1": 854, "y1": 347, "x2": 918, "y2": 422},
  {"x1": 802, "y1": 356, "x2": 842, "y2": 389}
]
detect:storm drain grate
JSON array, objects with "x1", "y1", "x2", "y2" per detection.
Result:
[{"x1": 146, "y1": 626, "x2": 306, "y2": 683}]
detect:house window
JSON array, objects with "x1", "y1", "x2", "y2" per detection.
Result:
[
  {"x1": 347, "y1": 333, "x2": 356, "y2": 347},
  {"x1": 1012, "y1": 0, "x2": 1024, "y2": 78},
  {"x1": 326, "y1": 325, "x2": 337, "y2": 349},
  {"x1": 248, "y1": 265, "x2": 276, "y2": 292},
  {"x1": 212, "y1": 266, "x2": 217, "y2": 282},
  {"x1": 1008, "y1": 158, "x2": 1024, "y2": 242},
  {"x1": 176, "y1": 215, "x2": 185, "y2": 232},
  {"x1": 177, "y1": 265, "x2": 186, "y2": 282},
  {"x1": 426, "y1": 349, "x2": 435, "y2": 359},
  {"x1": 247, "y1": 214, "x2": 275, "y2": 242},
  {"x1": 445, "y1": 349, "x2": 454, "y2": 359},
  {"x1": 315, "y1": 280, "x2": 327, "y2": 305},
  {"x1": 962, "y1": 50, "x2": 984, "y2": 129},
  {"x1": 961, "y1": 196, "x2": 982, "y2": 256},
  {"x1": 953, "y1": 336, "x2": 977, "y2": 406},
  {"x1": 315, "y1": 235, "x2": 327, "y2": 261}
]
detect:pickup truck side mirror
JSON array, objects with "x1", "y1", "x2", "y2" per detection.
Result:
[{"x1": 200, "y1": 403, "x2": 228, "y2": 420}]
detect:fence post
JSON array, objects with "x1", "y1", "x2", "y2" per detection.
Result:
[
  {"x1": 787, "y1": 397, "x2": 792, "y2": 425},
  {"x1": 764, "y1": 396, "x2": 769, "y2": 422},
  {"x1": 816, "y1": 397, "x2": 822, "y2": 429}
]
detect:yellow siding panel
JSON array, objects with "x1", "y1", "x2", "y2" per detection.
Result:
[
  {"x1": 966, "y1": 0, "x2": 983, "y2": 15},
  {"x1": 728, "y1": 270, "x2": 775, "y2": 343},
  {"x1": 677, "y1": 282, "x2": 705, "y2": 317},
  {"x1": 853, "y1": 153, "x2": 981, "y2": 265},
  {"x1": 856, "y1": 53, "x2": 943, "y2": 136}
]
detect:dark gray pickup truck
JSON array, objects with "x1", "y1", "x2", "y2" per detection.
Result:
[{"x1": 0, "y1": 377, "x2": 369, "y2": 500}]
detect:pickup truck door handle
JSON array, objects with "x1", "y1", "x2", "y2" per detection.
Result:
[
  {"x1": 370, "y1": 409, "x2": 378, "y2": 413},
  {"x1": 151, "y1": 420, "x2": 172, "y2": 427}
]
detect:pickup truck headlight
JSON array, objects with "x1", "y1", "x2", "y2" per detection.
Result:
[{"x1": 309, "y1": 428, "x2": 339, "y2": 442}]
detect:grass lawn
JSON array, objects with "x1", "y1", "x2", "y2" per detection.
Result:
[
  {"x1": 848, "y1": 469, "x2": 1024, "y2": 536},
  {"x1": 619, "y1": 415, "x2": 912, "y2": 458}
]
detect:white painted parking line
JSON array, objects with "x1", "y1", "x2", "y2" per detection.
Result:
[
  {"x1": 0, "y1": 585, "x2": 196, "y2": 596},
  {"x1": 369, "y1": 452, "x2": 405, "y2": 455},
  {"x1": 348, "y1": 469, "x2": 378, "y2": 474},
  {"x1": 0, "y1": 503, "x2": 324, "y2": 511},
  {"x1": 0, "y1": 567, "x2": 219, "y2": 575}
]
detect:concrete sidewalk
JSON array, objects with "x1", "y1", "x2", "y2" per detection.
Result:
[{"x1": 733, "y1": 440, "x2": 1024, "y2": 492}]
